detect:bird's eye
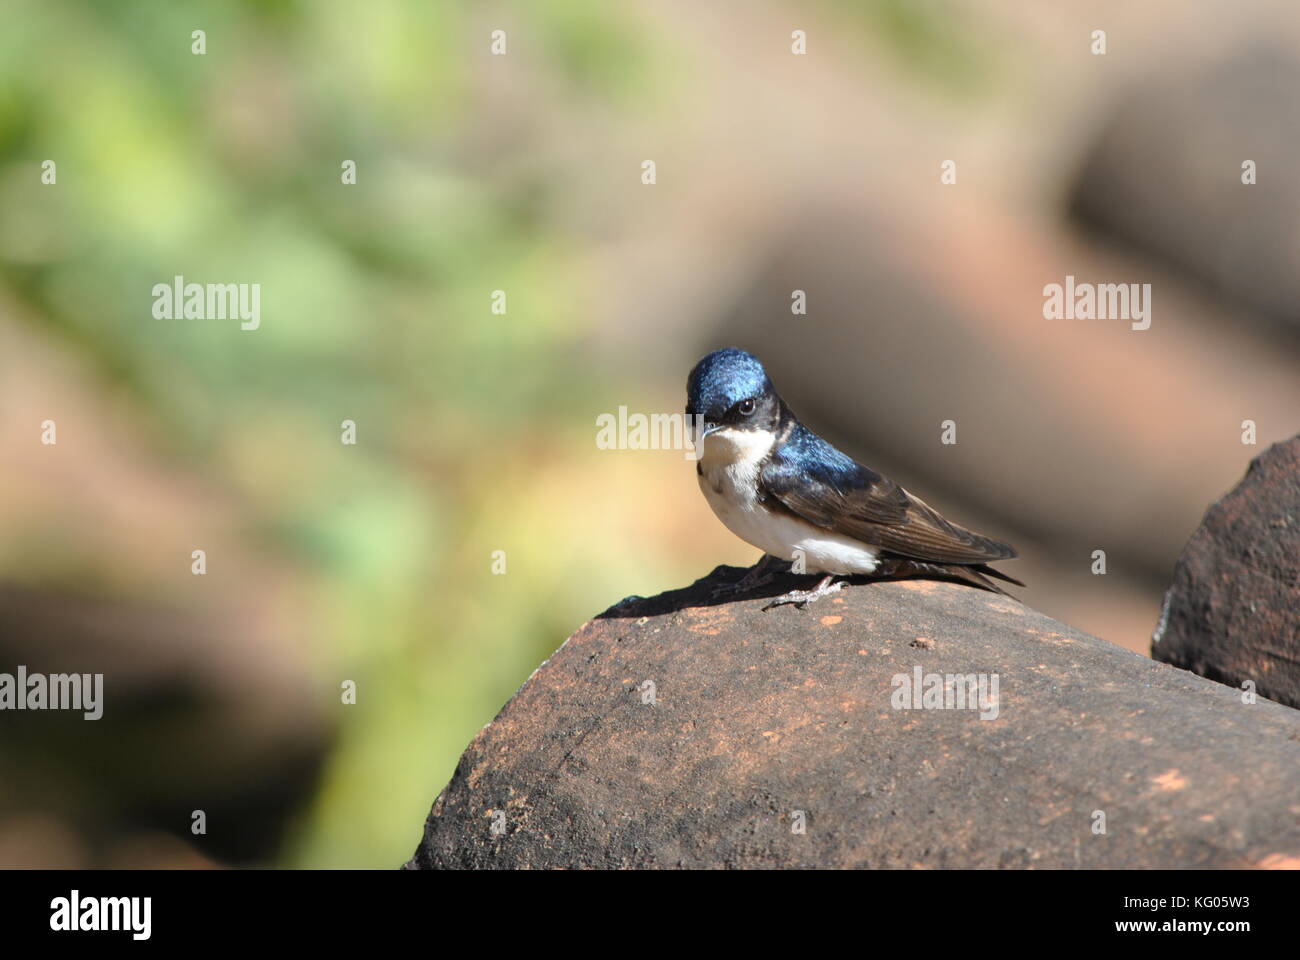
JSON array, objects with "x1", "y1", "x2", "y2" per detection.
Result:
[{"x1": 738, "y1": 398, "x2": 756, "y2": 416}]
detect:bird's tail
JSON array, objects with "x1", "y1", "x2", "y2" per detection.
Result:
[
  {"x1": 874, "y1": 559, "x2": 1024, "y2": 596},
  {"x1": 971, "y1": 563, "x2": 1025, "y2": 589}
]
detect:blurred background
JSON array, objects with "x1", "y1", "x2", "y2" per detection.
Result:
[{"x1": 2, "y1": 0, "x2": 1298, "y2": 868}]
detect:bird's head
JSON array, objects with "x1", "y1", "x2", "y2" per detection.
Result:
[{"x1": 686, "y1": 348, "x2": 782, "y2": 444}]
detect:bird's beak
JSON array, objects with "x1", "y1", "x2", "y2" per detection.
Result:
[{"x1": 700, "y1": 422, "x2": 722, "y2": 439}]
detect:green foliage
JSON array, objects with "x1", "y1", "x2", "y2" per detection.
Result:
[
  {"x1": 0, "y1": 0, "x2": 655, "y2": 868},
  {"x1": 823, "y1": 0, "x2": 996, "y2": 96}
]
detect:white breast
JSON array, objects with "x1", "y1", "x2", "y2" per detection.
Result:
[{"x1": 698, "y1": 427, "x2": 880, "y2": 576}]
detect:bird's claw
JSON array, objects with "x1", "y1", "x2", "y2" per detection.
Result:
[{"x1": 761, "y1": 575, "x2": 844, "y2": 611}]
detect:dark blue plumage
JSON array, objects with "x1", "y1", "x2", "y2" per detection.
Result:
[
  {"x1": 767, "y1": 420, "x2": 887, "y2": 496},
  {"x1": 686, "y1": 347, "x2": 771, "y2": 423}
]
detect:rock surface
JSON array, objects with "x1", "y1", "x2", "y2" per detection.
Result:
[
  {"x1": 408, "y1": 567, "x2": 1300, "y2": 869},
  {"x1": 1153, "y1": 437, "x2": 1300, "y2": 710}
]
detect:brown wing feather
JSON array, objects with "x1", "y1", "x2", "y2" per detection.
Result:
[
  {"x1": 760, "y1": 451, "x2": 1017, "y2": 566},
  {"x1": 869, "y1": 487, "x2": 1018, "y2": 564}
]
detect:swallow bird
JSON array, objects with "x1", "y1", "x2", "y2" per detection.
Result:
[{"x1": 686, "y1": 348, "x2": 1024, "y2": 608}]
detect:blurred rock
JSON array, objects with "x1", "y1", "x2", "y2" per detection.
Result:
[
  {"x1": 1153, "y1": 436, "x2": 1300, "y2": 708},
  {"x1": 1070, "y1": 47, "x2": 1300, "y2": 336},
  {"x1": 0, "y1": 813, "x2": 86, "y2": 870},
  {"x1": 0, "y1": 586, "x2": 331, "y2": 867},
  {"x1": 408, "y1": 568, "x2": 1300, "y2": 869}
]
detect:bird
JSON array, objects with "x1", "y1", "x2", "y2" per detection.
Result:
[{"x1": 686, "y1": 347, "x2": 1024, "y2": 609}]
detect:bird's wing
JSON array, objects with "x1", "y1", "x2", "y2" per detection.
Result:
[{"x1": 759, "y1": 437, "x2": 1017, "y2": 565}]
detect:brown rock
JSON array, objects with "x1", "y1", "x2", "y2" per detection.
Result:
[
  {"x1": 408, "y1": 567, "x2": 1300, "y2": 869},
  {"x1": 1153, "y1": 436, "x2": 1300, "y2": 708}
]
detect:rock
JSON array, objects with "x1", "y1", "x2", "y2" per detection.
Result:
[
  {"x1": 1152, "y1": 437, "x2": 1300, "y2": 709},
  {"x1": 407, "y1": 567, "x2": 1300, "y2": 869},
  {"x1": 1069, "y1": 47, "x2": 1300, "y2": 336}
]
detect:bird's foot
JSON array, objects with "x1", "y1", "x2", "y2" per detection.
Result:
[
  {"x1": 710, "y1": 555, "x2": 785, "y2": 600},
  {"x1": 762, "y1": 574, "x2": 844, "y2": 611}
]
